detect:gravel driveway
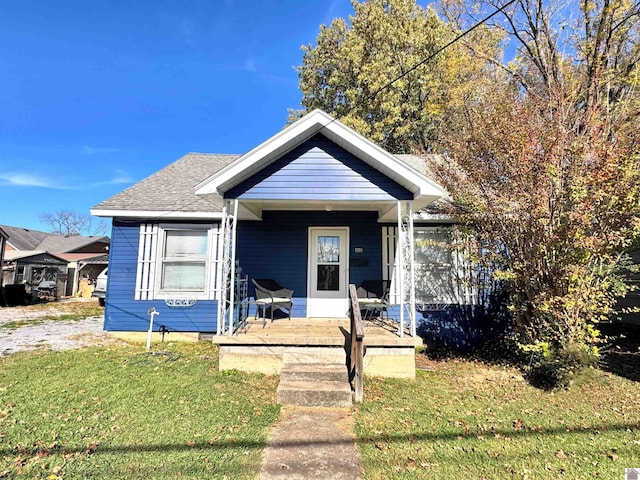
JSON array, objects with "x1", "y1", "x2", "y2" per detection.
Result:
[{"x1": 0, "y1": 304, "x2": 114, "y2": 356}]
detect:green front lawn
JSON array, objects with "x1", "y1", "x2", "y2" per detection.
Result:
[
  {"x1": 2, "y1": 335, "x2": 639, "y2": 479},
  {"x1": 0, "y1": 343, "x2": 279, "y2": 479},
  {"x1": 354, "y1": 359, "x2": 640, "y2": 479}
]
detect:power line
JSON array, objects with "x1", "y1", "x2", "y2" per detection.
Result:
[{"x1": 335, "y1": 0, "x2": 518, "y2": 121}]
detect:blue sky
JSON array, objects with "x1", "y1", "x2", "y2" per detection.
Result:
[{"x1": 0, "y1": 0, "x2": 354, "y2": 233}]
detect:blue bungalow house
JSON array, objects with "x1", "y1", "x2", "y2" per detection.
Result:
[{"x1": 92, "y1": 110, "x2": 473, "y2": 348}]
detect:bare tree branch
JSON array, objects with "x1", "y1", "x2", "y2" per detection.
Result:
[{"x1": 39, "y1": 210, "x2": 106, "y2": 236}]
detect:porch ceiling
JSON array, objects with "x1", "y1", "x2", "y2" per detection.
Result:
[{"x1": 235, "y1": 198, "x2": 437, "y2": 221}]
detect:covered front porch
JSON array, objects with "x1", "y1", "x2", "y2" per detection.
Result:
[
  {"x1": 193, "y1": 109, "x2": 445, "y2": 349},
  {"x1": 210, "y1": 316, "x2": 423, "y2": 378}
]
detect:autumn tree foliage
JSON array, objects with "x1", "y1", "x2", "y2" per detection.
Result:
[
  {"x1": 433, "y1": 0, "x2": 640, "y2": 385},
  {"x1": 297, "y1": 0, "x2": 501, "y2": 153},
  {"x1": 298, "y1": 0, "x2": 639, "y2": 386}
]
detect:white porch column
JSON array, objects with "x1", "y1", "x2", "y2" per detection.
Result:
[
  {"x1": 397, "y1": 201, "x2": 404, "y2": 337},
  {"x1": 227, "y1": 199, "x2": 239, "y2": 336},
  {"x1": 408, "y1": 200, "x2": 416, "y2": 337},
  {"x1": 216, "y1": 201, "x2": 228, "y2": 335}
]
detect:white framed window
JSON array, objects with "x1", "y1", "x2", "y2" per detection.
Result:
[
  {"x1": 382, "y1": 225, "x2": 473, "y2": 305},
  {"x1": 135, "y1": 223, "x2": 221, "y2": 301},
  {"x1": 158, "y1": 227, "x2": 208, "y2": 295},
  {"x1": 413, "y1": 227, "x2": 460, "y2": 305}
]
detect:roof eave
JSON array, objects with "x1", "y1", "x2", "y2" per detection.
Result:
[{"x1": 90, "y1": 209, "x2": 223, "y2": 220}]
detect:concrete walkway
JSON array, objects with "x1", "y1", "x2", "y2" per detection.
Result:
[{"x1": 259, "y1": 406, "x2": 363, "y2": 480}]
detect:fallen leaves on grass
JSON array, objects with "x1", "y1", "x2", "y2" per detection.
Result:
[{"x1": 86, "y1": 442, "x2": 99, "y2": 454}]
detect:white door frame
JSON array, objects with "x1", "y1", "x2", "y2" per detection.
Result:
[{"x1": 307, "y1": 227, "x2": 349, "y2": 318}]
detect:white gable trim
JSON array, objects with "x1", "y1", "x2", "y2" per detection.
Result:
[{"x1": 194, "y1": 109, "x2": 444, "y2": 201}]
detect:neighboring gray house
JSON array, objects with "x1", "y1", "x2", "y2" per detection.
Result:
[
  {"x1": 0, "y1": 225, "x2": 110, "y2": 298},
  {"x1": 3, "y1": 250, "x2": 69, "y2": 301}
]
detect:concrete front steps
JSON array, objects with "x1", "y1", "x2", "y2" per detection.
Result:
[{"x1": 277, "y1": 347, "x2": 352, "y2": 407}]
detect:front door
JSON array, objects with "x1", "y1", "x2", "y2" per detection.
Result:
[{"x1": 307, "y1": 227, "x2": 349, "y2": 317}]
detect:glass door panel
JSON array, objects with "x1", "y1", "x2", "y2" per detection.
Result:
[{"x1": 307, "y1": 227, "x2": 349, "y2": 317}]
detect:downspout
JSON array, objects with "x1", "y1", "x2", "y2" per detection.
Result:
[
  {"x1": 397, "y1": 201, "x2": 404, "y2": 337},
  {"x1": 227, "y1": 199, "x2": 239, "y2": 336}
]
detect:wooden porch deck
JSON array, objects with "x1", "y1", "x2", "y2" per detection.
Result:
[
  {"x1": 211, "y1": 317, "x2": 422, "y2": 378},
  {"x1": 211, "y1": 317, "x2": 422, "y2": 347}
]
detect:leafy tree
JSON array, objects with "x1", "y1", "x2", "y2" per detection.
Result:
[
  {"x1": 40, "y1": 210, "x2": 107, "y2": 236},
  {"x1": 299, "y1": 0, "x2": 639, "y2": 387},
  {"x1": 433, "y1": 0, "x2": 640, "y2": 387},
  {"x1": 297, "y1": 0, "x2": 501, "y2": 153}
]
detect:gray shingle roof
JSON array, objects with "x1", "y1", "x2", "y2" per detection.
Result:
[
  {"x1": 92, "y1": 153, "x2": 240, "y2": 213},
  {"x1": 0, "y1": 224, "x2": 109, "y2": 253},
  {"x1": 395, "y1": 153, "x2": 444, "y2": 180},
  {"x1": 36, "y1": 235, "x2": 110, "y2": 253},
  {"x1": 394, "y1": 153, "x2": 427, "y2": 173},
  {"x1": 395, "y1": 154, "x2": 454, "y2": 219},
  {"x1": 0, "y1": 224, "x2": 49, "y2": 250},
  {"x1": 4, "y1": 250, "x2": 68, "y2": 263},
  {"x1": 92, "y1": 151, "x2": 452, "y2": 219}
]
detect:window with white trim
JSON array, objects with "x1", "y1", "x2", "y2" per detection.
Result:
[
  {"x1": 135, "y1": 223, "x2": 221, "y2": 301},
  {"x1": 413, "y1": 227, "x2": 460, "y2": 305},
  {"x1": 159, "y1": 228, "x2": 208, "y2": 293},
  {"x1": 382, "y1": 225, "x2": 473, "y2": 306}
]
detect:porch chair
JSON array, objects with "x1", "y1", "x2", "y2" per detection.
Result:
[
  {"x1": 356, "y1": 279, "x2": 391, "y2": 321},
  {"x1": 251, "y1": 278, "x2": 294, "y2": 323}
]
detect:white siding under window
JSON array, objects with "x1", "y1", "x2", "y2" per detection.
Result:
[{"x1": 135, "y1": 223, "x2": 221, "y2": 301}]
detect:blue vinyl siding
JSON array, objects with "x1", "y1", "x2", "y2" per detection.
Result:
[
  {"x1": 103, "y1": 221, "x2": 218, "y2": 332},
  {"x1": 225, "y1": 134, "x2": 413, "y2": 201},
  {"x1": 236, "y1": 211, "x2": 382, "y2": 318}
]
